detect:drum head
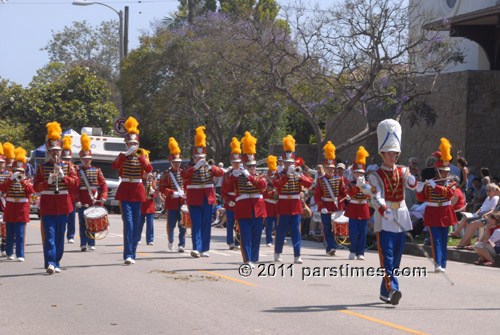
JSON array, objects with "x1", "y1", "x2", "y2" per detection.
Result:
[
  {"x1": 84, "y1": 206, "x2": 108, "y2": 219},
  {"x1": 331, "y1": 211, "x2": 349, "y2": 223}
]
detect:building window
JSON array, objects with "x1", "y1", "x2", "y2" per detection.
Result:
[{"x1": 446, "y1": 0, "x2": 457, "y2": 8}]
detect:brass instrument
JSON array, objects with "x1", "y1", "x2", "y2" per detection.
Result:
[
  {"x1": 15, "y1": 174, "x2": 24, "y2": 182},
  {"x1": 135, "y1": 148, "x2": 145, "y2": 157},
  {"x1": 144, "y1": 173, "x2": 155, "y2": 200}
]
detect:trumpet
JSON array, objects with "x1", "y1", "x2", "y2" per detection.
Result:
[
  {"x1": 15, "y1": 174, "x2": 24, "y2": 182},
  {"x1": 135, "y1": 148, "x2": 146, "y2": 157}
]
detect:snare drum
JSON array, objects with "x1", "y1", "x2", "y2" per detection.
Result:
[
  {"x1": 181, "y1": 204, "x2": 191, "y2": 228},
  {"x1": 0, "y1": 212, "x2": 5, "y2": 239},
  {"x1": 84, "y1": 206, "x2": 109, "y2": 233},
  {"x1": 331, "y1": 211, "x2": 349, "y2": 237}
]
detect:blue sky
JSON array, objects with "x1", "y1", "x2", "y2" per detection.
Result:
[{"x1": 0, "y1": 0, "x2": 331, "y2": 87}]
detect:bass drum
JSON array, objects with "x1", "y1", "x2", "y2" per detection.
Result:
[{"x1": 331, "y1": 211, "x2": 350, "y2": 246}]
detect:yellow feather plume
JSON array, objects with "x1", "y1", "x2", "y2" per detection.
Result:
[
  {"x1": 46, "y1": 122, "x2": 62, "y2": 141},
  {"x1": 3, "y1": 143, "x2": 15, "y2": 160},
  {"x1": 440, "y1": 138, "x2": 452, "y2": 162},
  {"x1": 168, "y1": 137, "x2": 181, "y2": 155},
  {"x1": 14, "y1": 147, "x2": 27, "y2": 164},
  {"x1": 195, "y1": 126, "x2": 206, "y2": 147},
  {"x1": 283, "y1": 135, "x2": 295, "y2": 152},
  {"x1": 267, "y1": 155, "x2": 277, "y2": 171},
  {"x1": 230, "y1": 137, "x2": 241, "y2": 154},
  {"x1": 124, "y1": 117, "x2": 140, "y2": 134},
  {"x1": 62, "y1": 135, "x2": 72, "y2": 151},
  {"x1": 355, "y1": 146, "x2": 369, "y2": 165},
  {"x1": 0, "y1": 142, "x2": 4, "y2": 155},
  {"x1": 81, "y1": 133, "x2": 91, "y2": 152},
  {"x1": 241, "y1": 131, "x2": 257, "y2": 155},
  {"x1": 323, "y1": 141, "x2": 336, "y2": 160}
]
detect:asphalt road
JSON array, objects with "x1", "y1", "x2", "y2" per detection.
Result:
[{"x1": 1, "y1": 213, "x2": 499, "y2": 335}]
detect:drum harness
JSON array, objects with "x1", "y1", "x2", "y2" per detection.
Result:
[
  {"x1": 79, "y1": 169, "x2": 97, "y2": 206},
  {"x1": 322, "y1": 176, "x2": 338, "y2": 211},
  {"x1": 169, "y1": 171, "x2": 185, "y2": 199}
]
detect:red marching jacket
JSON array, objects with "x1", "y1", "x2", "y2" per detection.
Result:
[
  {"x1": 228, "y1": 173, "x2": 267, "y2": 220},
  {"x1": 263, "y1": 187, "x2": 278, "y2": 217},
  {"x1": 181, "y1": 165, "x2": 224, "y2": 206},
  {"x1": 34, "y1": 160, "x2": 79, "y2": 216},
  {"x1": 221, "y1": 172, "x2": 237, "y2": 211},
  {"x1": 112, "y1": 153, "x2": 153, "y2": 202},
  {"x1": 273, "y1": 172, "x2": 313, "y2": 216},
  {"x1": 313, "y1": 174, "x2": 347, "y2": 213},
  {"x1": 416, "y1": 180, "x2": 458, "y2": 228},
  {"x1": 344, "y1": 182, "x2": 370, "y2": 220},
  {"x1": 0, "y1": 178, "x2": 34, "y2": 223},
  {"x1": 141, "y1": 178, "x2": 157, "y2": 214},
  {"x1": 159, "y1": 168, "x2": 184, "y2": 211},
  {"x1": 75, "y1": 165, "x2": 108, "y2": 207}
]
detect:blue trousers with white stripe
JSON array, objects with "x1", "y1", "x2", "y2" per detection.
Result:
[
  {"x1": 377, "y1": 231, "x2": 405, "y2": 298},
  {"x1": 349, "y1": 218, "x2": 367, "y2": 256},
  {"x1": 120, "y1": 201, "x2": 142, "y2": 260},
  {"x1": 429, "y1": 226, "x2": 449, "y2": 268},
  {"x1": 41, "y1": 214, "x2": 67, "y2": 269},
  {"x1": 239, "y1": 215, "x2": 263, "y2": 263},
  {"x1": 275, "y1": 214, "x2": 301, "y2": 257},
  {"x1": 188, "y1": 196, "x2": 213, "y2": 252}
]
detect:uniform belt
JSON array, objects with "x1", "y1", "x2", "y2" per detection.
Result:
[
  {"x1": 279, "y1": 194, "x2": 300, "y2": 200},
  {"x1": 41, "y1": 190, "x2": 69, "y2": 195},
  {"x1": 427, "y1": 201, "x2": 451, "y2": 207},
  {"x1": 265, "y1": 199, "x2": 278, "y2": 204},
  {"x1": 80, "y1": 186, "x2": 98, "y2": 190},
  {"x1": 186, "y1": 184, "x2": 214, "y2": 189},
  {"x1": 6, "y1": 198, "x2": 28, "y2": 203},
  {"x1": 386, "y1": 200, "x2": 405, "y2": 209},
  {"x1": 227, "y1": 192, "x2": 236, "y2": 196},
  {"x1": 350, "y1": 199, "x2": 368, "y2": 204},
  {"x1": 121, "y1": 178, "x2": 142, "y2": 183},
  {"x1": 236, "y1": 194, "x2": 263, "y2": 201},
  {"x1": 321, "y1": 197, "x2": 337, "y2": 202}
]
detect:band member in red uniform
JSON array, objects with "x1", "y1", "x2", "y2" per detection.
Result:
[
  {"x1": 139, "y1": 151, "x2": 156, "y2": 246},
  {"x1": 314, "y1": 141, "x2": 347, "y2": 256},
  {"x1": 227, "y1": 132, "x2": 267, "y2": 267},
  {"x1": 61, "y1": 135, "x2": 78, "y2": 244},
  {"x1": 345, "y1": 146, "x2": 370, "y2": 260},
  {"x1": 264, "y1": 155, "x2": 278, "y2": 247},
  {"x1": 112, "y1": 117, "x2": 153, "y2": 265},
  {"x1": 75, "y1": 134, "x2": 108, "y2": 252},
  {"x1": 273, "y1": 135, "x2": 313, "y2": 264},
  {"x1": 181, "y1": 126, "x2": 224, "y2": 258},
  {"x1": 160, "y1": 138, "x2": 187, "y2": 252},
  {"x1": 1, "y1": 147, "x2": 34, "y2": 261},
  {"x1": 416, "y1": 138, "x2": 457, "y2": 273},
  {"x1": 221, "y1": 137, "x2": 241, "y2": 250},
  {"x1": 34, "y1": 122, "x2": 79, "y2": 274},
  {"x1": 0, "y1": 142, "x2": 12, "y2": 257},
  {"x1": 363, "y1": 119, "x2": 417, "y2": 305}
]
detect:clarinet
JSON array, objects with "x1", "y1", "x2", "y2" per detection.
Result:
[{"x1": 54, "y1": 155, "x2": 60, "y2": 195}]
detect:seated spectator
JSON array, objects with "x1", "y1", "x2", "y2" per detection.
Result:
[
  {"x1": 480, "y1": 167, "x2": 490, "y2": 179},
  {"x1": 211, "y1": 200, "x2": 226, "y2": 227},
  {"x1": 468, "y1": 177, "x2": 487, "y2": 212},
  {"x1": 482, "y1": 176, "x2": 491, "y2": 186},
  {"x1": 420, "y1": 155, "x2": 437, "y2": 181},
  {"x1": 492, "y1": 176, "x2": 500, "y2": 186},
  {"x1": 472, "y1": 213, "x2": 500, "y2": 266},
  {"x1": 449, "y1": 175, "x2": 466, "y2": 223},
  {"x1": 453, "y1": 184, "x2": 500, "y2": 248},
  {"x1": 408, "y1": 157, "x2": 420, "y2": 180}
]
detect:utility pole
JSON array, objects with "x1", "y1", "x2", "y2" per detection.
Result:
[{"x1": 188, "y1": 0, "x2": 194, "y2": 24}]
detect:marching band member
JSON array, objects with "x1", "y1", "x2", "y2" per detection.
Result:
[
  {"x1": 313, "y1": 141, "x2": 347, "y2": 256},
  {"x1": 416, "y1": 138, "x2": 457, "y2": 273},
  {"x1": 273, "y1": 135, "x2": 313, "y2": 264},
  {"x1": 228, "y1": 132, "x2": 267, "y2": 267},
  {"x1": 345, "y1": 146, "x2": 370, "y2": 260},
  {"x1": 112, "y1": 117, "x2": 153, "y2": 265},
  {"x1": 364, "y1": 119, "x2": 417, "y2": 305},
  {"x1": 61, "y1": 135, "x2": 77, "y2": 244},
  {"x1": 159, "y1": 138, "x2": 187, "y2": 252},
  {"x1": 221, "y1": 137, "x2": 241, "y2": 250},
  {"x1": 0, "y1": 142, "x2": 11, "y2": 257},
  {"x1": 139, "y1": 150, "x2": 156, "y2": 246},
  {"x1": 75, "y1": 134, "x2": 108, "y2": 252},
  {"x1": 0, "y1": 147, "x2": 34, "y2": 261},
  {"x1": 34, "y1": 122, "x2": 79, "y2": 274},
  {"x1": 264, "y1": 156, "x2": 279, "y2": 247},
  {"x1": 4, "y1": 142, "x2": 15, "y2": 173},
  {"x1": 181, "y1": 126, "x2": 224, "y2": 258}
]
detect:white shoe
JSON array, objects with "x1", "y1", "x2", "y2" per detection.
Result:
[
  {"x1": 234, "y1": 245, "x2": 241, "y2": 250},
  {"x1": 17, "y1": 257, "x2": 25, "y2": 262},
  {"x1": 294, "y1": 256, "x2": 303, "y2": 264},
  {"x1": 46, "y1": 264, "x2": 55, "y2": 274},
  {"x1": 435, "y1": 266, "x2": 445, "y2": 273},
  {"x1": 211, "y1": 219, "x2": 220, "y2": 226},
  {"x1": 266, "y1": 243, "x2": 273, "y2": 247},
  {"x1": 357, "y1": 255, "x2": 365, "y2": 260},
  {"x1": 201, "y1": 252, "x2": 210, "y2": 257},
  {"x1": 148, "y1": 242, "x2": 154, "y2": 246},
  {"x1": 68, "y1": 239, "x2": 74, "y2": 244},
  {"x1": 54, "y1": 267, "x2": 61, "y2": 273},
  {"x1": 229, "y1": 243, "x2": 235, "y2": 250},
  {"x1": 349, "y1": 252, "x2": 355, "y2": 260},
  {"x1": 247, "y1": 262, "x2": 255, "y2": 269},
  {"x1": 89, "y1": 246, "x2": 95, "y2": 250},
  {"x1": 178, "y1": 246, "x2": 185, "y2": 253},
  {"x1": 131, "y1": 259, "x2": 136, "y2": 264},
  {"x1": 1, "y1": 251, "x2": 6, "y2": 257},
  {"x1": 124, "y1": 258, "x2": 133, "y2": 265},
  {"x1": 7, "y1": 255, "x2": 14, "y2": 260},
  {"x1": 168, "y1": 242, "x2": 174, "y2": 252},
  {"x1": 274, "y1": 253, "x2": 282, "y2": 262},
  {"x1": 328, "y1": 249, "x2": 336, "y2": 256},
  {"x1": 137, "y1": 241, "x2": 142, "y2": 244},
  {"x1": 191, "y1": 250, "x2": 201, "y2": 258}
]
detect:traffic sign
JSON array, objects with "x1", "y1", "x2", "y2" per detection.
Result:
[{"x1": 113, "y1": 117, "x2": 127, "y2": 135}]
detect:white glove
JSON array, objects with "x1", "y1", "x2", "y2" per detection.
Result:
[
  {"x1": 407, "y1": 174, "x2": 416, "y2": 186},
  {"x1": 125, "y1": 145, "x2": 138, "y2": 156},
  {"x1": 287, "y1": 165, "x2": 295, "y2": 175},
  {"x1": 47, "y1": 173, "x2": 56, "y2": 185},
  {"x1": 57, "y1": 166, "x2": 64, "y2": 178},
  {"x1": 416, "y1": 182, "x2": 425, "y2": 193},
  {"x1": 232, "y1": 169, "x2": 242, "y2": 177},
  {"x1": 426, "y1": 180, "x2": 437, "y2": 189},
  {"x1": 320, "y1": 208, "x2": 328, "y2": 214},
  {"x1": 242, "y1": 169, "x2": 250, "y2": 178},
  {"x1": 75, "y1": 202, "x2": 82, "y2": 209},
  {"x1": 172, "y1": 191, "x2": 181, "y2": 198},
  {"x1": 228, "y1": 201, "x2": 235, "y2": 207},
  {"x1": 194, "y1": 159, "x2": 205, "y2": 170},
  {"x1": 383, "y1": 208, "x2": 394, "y2": 221},
  {"x1": 356, "y1": 176, "x2": 365, "y2": 188},
  {"x1": 149, "y1": 188, "x2": 155, "y2": 195},
  {"x1": 10, "y1": 172, "x2": 20, "y2": 181}
]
